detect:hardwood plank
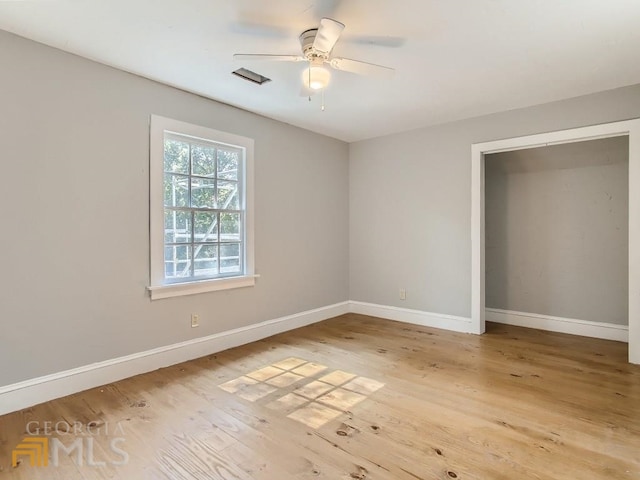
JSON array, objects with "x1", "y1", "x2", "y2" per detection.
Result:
[{"x1": 1, "y1": 314, "x2": 639, "y2": 479}]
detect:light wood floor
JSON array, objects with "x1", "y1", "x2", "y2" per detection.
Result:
[{"x1": 1, "y1": 314, "x2": 639, "y2": 479}]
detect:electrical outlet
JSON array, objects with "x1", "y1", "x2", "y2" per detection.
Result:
[
  {"x1": 191, "y1": 314, "x2": 200, "y2": 328},
  {"x1": 399, "y1": 288, "x2": 406, "y2": 300}
]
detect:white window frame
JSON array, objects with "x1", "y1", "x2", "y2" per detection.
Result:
[{"x1": 148, "y1": 115, "x2": 255, "y2": 300}]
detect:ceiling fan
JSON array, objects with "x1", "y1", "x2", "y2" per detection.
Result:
[{"x1": 233, "y1": 18, "x2": 395, "y2": 98}]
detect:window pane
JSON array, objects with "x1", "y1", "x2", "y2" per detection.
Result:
[
  {"x1": 164, "y1": 139, "x2": 189, "y2": 174},
  {"x1": 218, "y1": 149, "x2": 239, "y2": 180},
  {"x1": 217, "y1": 181, "x2": 239, "y2": 209},
  {"x1": 194, "y1": 212, "x2": 218, "y2": 243},
  {"x1": 164, "y1": 245, "x2": 192, "y2": 279},
  {"x1": 220, "y1": 213, "x2": 241, "y2": 242},
  {"x1": 164, "y1": 210, "x2": 191, "y2": 243},
  {"x1": 164, "y1": 174, "x2": 189, "y2": 207},
  {"x1": 194, "y1": 244, "x2": 218, "y2": 277},
  {"x1": 220, "y1": 243, "x2": 241, "y2": 274},
  {"x1": 192, "y1": 144, "x2": 216, "y2": 177},
  {"x1": 191, "y1": 178, "x2": 216, "y2": 208}
]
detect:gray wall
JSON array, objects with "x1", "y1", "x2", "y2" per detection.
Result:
[
  {"x1": 485, "y1": 138, "x2": 629, "y2": 325},
  {"x1": 0, "y1": 30, "x2": 349, "y2": 386},
  {"x1": 349, "y1": 83, "x2": 640, "y2": 319}
]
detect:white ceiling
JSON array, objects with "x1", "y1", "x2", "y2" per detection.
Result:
[{"x1": 1, "y1": 0, "x2": 640, "y2": 142}]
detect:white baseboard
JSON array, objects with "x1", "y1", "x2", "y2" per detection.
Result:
[
  {"x1": 349, "y1": 301, "x2": 474, "y2": 333},
  {"x1": 0, "y1": 301, "x2": 350, "y2": 416},
  {"x1": 17, "y1": 300, "x2": 616, "y2": 417},
  {"x1": 485, "y1": 308, "x2": 629, "y2": 343}
]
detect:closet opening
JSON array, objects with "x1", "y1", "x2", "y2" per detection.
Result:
[{"x1": 471, "y1": 119, "x2": 640, "y2": 363}]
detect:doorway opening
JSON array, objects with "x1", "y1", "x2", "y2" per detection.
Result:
[{"x1": 471, "y1": 119, "x2": 640, "y2": 363}]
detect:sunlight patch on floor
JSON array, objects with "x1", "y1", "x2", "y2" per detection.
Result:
[{"x1": 218, "y1": 357, "x2": 385, "y2": 429}]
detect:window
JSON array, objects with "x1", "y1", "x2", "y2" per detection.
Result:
[{"x1": 148, "y1": 115, "x2": 254, "y2": 299}]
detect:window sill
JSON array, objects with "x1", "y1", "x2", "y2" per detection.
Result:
[{"x1": 147, "y1": 274, "x2": 258, "y2": 300}]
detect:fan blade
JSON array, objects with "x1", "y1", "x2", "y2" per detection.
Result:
[
  {"x1": 329, "y1": 57, "x2": 394, "y2": 78},
  {"x1": 233, "y1": 54, "x2": 305, "y2": 62},
  {"x1": 314, "y1": 0, "x2": 342, "y2": 18},
  {"x1": 312, "y1": 18, "x2": 345, "y2": 54},
  {"x1": 346, "y1": 35, "x2": 406, "y2": 48}
]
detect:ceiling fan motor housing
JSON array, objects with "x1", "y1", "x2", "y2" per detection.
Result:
[{"x1": 300, "y1": 28, "x2": 327, "y2": 64}]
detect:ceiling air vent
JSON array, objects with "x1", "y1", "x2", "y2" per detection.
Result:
[{"x1": 232, "y1": 68, "x2": 271, "y2": 85}]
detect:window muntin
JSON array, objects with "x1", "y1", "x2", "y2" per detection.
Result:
[{"x1": 163, "y1": 133, "x2": 244, "y2": 282}]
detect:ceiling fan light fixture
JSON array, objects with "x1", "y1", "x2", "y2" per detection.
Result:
[{"x1": 303, "y1": 66, "x2": 331, "y2": 90}]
